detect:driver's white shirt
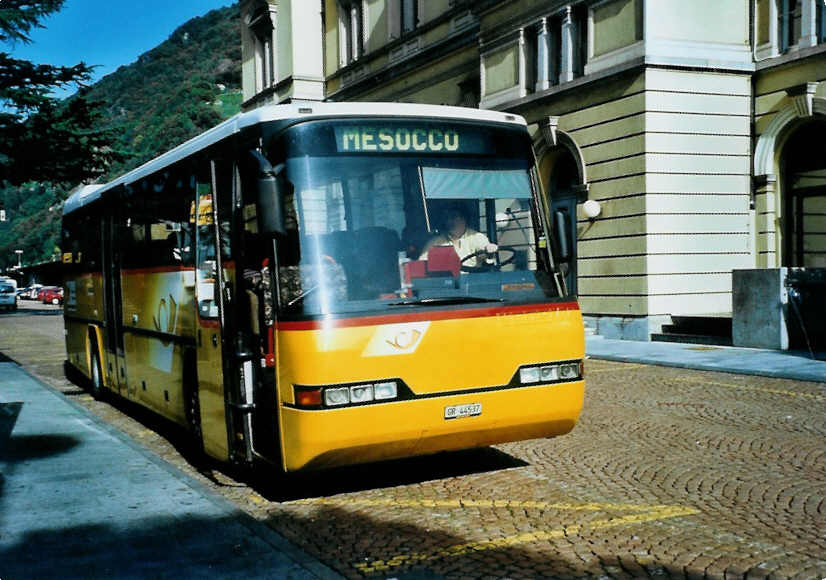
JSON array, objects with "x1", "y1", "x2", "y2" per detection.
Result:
[{"x1": 419, "y1": 229, "x2": 491, "y2": 268}]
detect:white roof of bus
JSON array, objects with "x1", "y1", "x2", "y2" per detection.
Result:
[{"x1": 63, "y1": 102, "x2": 527, "y2": 215}]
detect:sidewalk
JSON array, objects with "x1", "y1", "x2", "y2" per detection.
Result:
[
  {"x1": 0, "y1": 361, "x2": 341, "y2": 580},
  {"x1": 586, "y1": 336, "x2": 826, "y2": 383}
]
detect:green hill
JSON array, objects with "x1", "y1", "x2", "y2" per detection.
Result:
[{"x1": 0, "y1": 3, "x2": 242, "y2": 271}]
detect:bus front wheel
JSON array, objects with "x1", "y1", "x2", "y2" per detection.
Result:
[{"x1": 89, "y1": 347, "x2": 104, "y2": 400}]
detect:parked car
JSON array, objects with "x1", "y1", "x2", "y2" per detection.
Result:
[
  {"x1": 23, "y1": 284, "x2": 43, "y2": 300},
  {"x1": 0, "y1": 280, "x2": 18, "y2": 311},
  {"x1": 41, "y1": 286, "x2": 63, "y2": 306}
]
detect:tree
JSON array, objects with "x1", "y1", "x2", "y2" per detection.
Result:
[{"x1": 0, "y1": 0, "x2": 121, "y2": 185}]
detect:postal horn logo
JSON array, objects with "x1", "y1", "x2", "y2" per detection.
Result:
[
  {"x1": 362, "y1": 321, "x2": 430, "y2": 357},
  {"x1": 386, "y1": 329, "x2": 422, "y2": 350}
]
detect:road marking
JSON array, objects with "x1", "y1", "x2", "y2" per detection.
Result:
[
  {"x1": 293, "y1": 498, "x2": 672, "y2": 512},
  {"x1": 290, "y1": 498, "x2": 698, "y2": 573},
  {"x1": 586, "y1": 363, "x2": 646, "y2": 373},
  {"x1": 674, "y1": 378, "x2": 826, "y2": 402},
  {"x1": 313, "y1": 501, "x2": 698, "y2": 574}
]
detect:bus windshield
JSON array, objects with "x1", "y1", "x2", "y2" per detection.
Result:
[{"x1": 269, "y1": 119, "x2": 561, "y2": 318}]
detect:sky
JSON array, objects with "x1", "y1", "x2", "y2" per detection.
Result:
[{"x1": 8, "y1": 0, "x2": 235, "y2": 94}]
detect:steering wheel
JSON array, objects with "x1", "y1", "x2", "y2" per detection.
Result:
[{"x1": 460, "y1": 246, "x2": 517, "y2": 272}]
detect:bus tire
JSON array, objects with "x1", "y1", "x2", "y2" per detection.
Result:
[{"x1": 89, "y1": 344, "x2": 104, "y2": 400}]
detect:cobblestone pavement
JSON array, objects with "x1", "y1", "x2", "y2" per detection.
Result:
[{"x1": 1, "y1": 310, "x2": 825, "y2": 579}]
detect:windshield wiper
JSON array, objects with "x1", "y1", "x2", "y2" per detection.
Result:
[{"x1": 389, "y1": 296, "x2": 504, "y2": 307}]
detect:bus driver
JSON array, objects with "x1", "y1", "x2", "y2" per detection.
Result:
[{"x1": 419, "y1": 206, "x2": 497, "y2": 269}]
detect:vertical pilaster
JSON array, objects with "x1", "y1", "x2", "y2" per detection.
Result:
[
  {"x1": 755, "y1": 174, "x2": 779, "y2": 268},
  {"x1": 351, "y1": 3, "x2": 361, "y2": 60},
  {"x1": 560, "y1": 5, "x2": 575, "y2": 83},
  {"x1": 536, "y1": 17, "x2": 550, "y2": 92},
  {"x1": 269, "y1": 5, "x2": 278, "y2": 85},
  {"x1": 769, "y1": 0, "x2": 781, "y2": 56},
  {"x1": 518, "y1": 28, "x2": 528, "y2": 98},
  {"x1": 800, "y1": 0, "x2": 818, "y2": 47}
]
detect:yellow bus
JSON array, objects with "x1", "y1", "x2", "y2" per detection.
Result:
[{"x1": 62, "y1": 103, "x2": 585, "y2": 471}]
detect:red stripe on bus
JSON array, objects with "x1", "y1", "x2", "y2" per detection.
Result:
[
  {"x1": 121, "y1": 265, "x2": 195, "y2": 275},
  {"x1": 121, "y1": 261, "x2": 236, "y2": 276},
  {"x1": 275, "y1": 302, "x2": 580, "y2": 331}
]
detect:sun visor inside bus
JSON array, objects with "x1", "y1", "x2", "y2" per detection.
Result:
[{"x1": 421, "y1": 168, "x2": 532, "y2": 199}]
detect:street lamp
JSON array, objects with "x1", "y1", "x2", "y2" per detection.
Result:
[{"x1": 14, "y1": 249, "x2": 22, "y2": 268}]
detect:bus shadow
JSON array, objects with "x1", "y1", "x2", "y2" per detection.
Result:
[
  {"x1": 248, "y1": 447, "x2": 529, "y2": 502},
  {"x1": 62, "y1": 364, "x2": 530, "y2": 501},
  {"x1": 81, "y1": 389, "x2": 530, "y2": 501}
]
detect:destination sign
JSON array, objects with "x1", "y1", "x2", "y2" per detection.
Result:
[
  {"x1": 277, "y1": 120, "x2": 527, "y2": 159},
  {"x1": 334, "y1": 126, "x2": 481, "y2": 154}
]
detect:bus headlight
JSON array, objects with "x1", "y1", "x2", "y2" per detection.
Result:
[
  {"x1": 518, "y1": 360, "x2": 581, "y2": 384},
  {"x1": 324, "y1": 387, "x2": 350, "y2": 406},
  {"x1": 540, "y1": 365, "x2": 559, "y2": 381},
  {"x1": 374, "y1": 381, "x2": 397, "y2": 400},
  {"x1": 519, "y1": 367, "x2": 540, "y2": 384},
  {"x1": 350, "y1": 384, "x2": 374, "y2": 403},
  {"x1": 559, "y1": 363, "x2": 580, "y2": 380},
  {"x1": 295, "y1": 380, "x2": 400, "y2": 409}
]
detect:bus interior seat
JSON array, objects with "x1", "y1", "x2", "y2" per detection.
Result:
[{"x1": 425, "y1": 246, "x2": 461, "y2": 278}]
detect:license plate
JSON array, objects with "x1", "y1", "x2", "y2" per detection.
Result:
[{"x1": 444, "y1": 403, "x2": 482, "y2": 420}]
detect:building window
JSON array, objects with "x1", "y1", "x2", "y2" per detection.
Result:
[
  {"x1": 779, "y1": 0, "x2": 802, "y2": 51},
  {"x1": 340, "y1": 0, "x2": 364, "y2": 66},
  {"x1": 402, "y1": 0, "x2": 419, "y2": 33},
  {"x1": 248, "y1": 6, "x2": 276, "y2": 92},
  {"x1": 819, "y1": 0, "x2": 826, "y2": 43},
  {"x1": 389, "y1": 0, "x2": 420, "y2": 39},
  {"x1": 572, "y1": 4, "x2": 588, "y2": 77}
]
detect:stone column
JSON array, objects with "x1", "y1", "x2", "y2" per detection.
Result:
[
  {"x1": 800, "y1": 0, "x2": 819, "y2": 47},
  {"x1": 518, "y1": 28, "x2": 528, "y2": 98},
  {"x1": 535, "y1": 17, "x2": 550, "y2": 91},
  {"x1": 560, "y1": 5, "x2": 575, "y2": 84}
]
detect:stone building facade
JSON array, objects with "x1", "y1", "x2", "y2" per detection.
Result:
[{"x1": 240, "y1": 0, "x2": 826, "y2": 340}]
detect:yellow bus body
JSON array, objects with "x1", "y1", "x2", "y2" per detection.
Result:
[{"x1": 65, "y1": 266, "x2": 585, "y2": 471}]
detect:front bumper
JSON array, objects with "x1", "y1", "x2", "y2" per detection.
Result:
[{"x1": 279, "y1": 379, "x2": 584, "y2": 471}]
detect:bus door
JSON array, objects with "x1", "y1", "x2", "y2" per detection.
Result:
[
  {"x1": 193, "y1": 160, "x2": 251, "y2": 462},
  {"x1": 102, "y1": 215, "x2": 126, "y2": 396}
]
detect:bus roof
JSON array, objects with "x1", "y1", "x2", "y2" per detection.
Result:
[{"x1": 63, "y1": 102, "x2": 528, "y2": 216}]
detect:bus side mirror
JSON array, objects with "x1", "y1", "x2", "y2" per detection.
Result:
[
  {"x1": 249, "y1": 150, "x2": 286, "y2": 236},
  {"x1": 555, "y1": 210, "x2": 571, "y2": 261},
  {"x1": 257, "y1": 169, "x2": 287, "y2": 236}
]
